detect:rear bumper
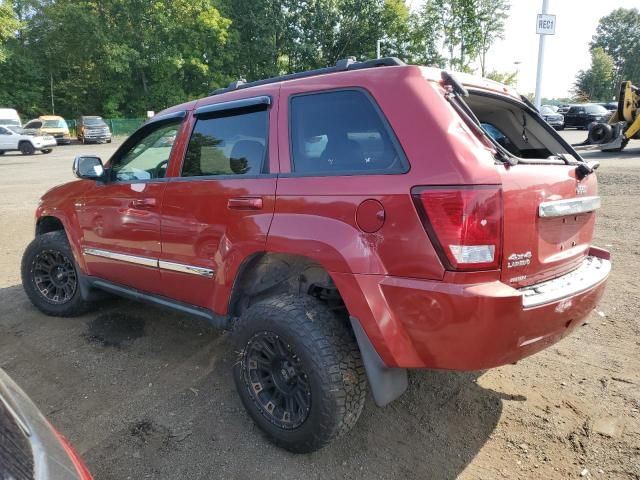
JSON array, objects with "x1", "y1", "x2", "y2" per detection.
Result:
[{"x1": 337, "y1": 247, "x2": 610, "y2": 370}]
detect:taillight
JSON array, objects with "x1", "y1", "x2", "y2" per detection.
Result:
[{"x1": 412, "y1": 186, "x2": 503, "y2": 271}]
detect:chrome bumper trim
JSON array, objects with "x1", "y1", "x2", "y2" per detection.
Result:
[
  {"x1": 538, "y1": 196, "x2": 601, "y2": 217},
  {"x1": 83, "y1": 248, "x2": 157, "y2": 268},
  {"x1": 519, "y1": 255, "x2": 610, "y2": 308},
  {"x1": 158, "y1": 260, "x2": 215, "y2": 278}
]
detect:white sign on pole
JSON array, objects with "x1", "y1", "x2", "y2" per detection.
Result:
[{"x1": 536, "y1": 14, "x2": 556, "y2": 35}]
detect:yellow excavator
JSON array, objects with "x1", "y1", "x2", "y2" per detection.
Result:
[{"x1": 582, "y1": 80, "x2": 640, "y2": 152}]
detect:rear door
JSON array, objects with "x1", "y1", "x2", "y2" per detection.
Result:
[{"x1": 158, "y1": 93, "x2": 278, "y2": 311}]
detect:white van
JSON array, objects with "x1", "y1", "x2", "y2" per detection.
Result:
[{"x1": 0, "y1": 108, "x2": 22, "y2": 128}]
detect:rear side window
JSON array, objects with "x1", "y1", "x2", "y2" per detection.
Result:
[
  {"x1": 289, "y1": 90, "x2": 407, "y2": 175},
  {"x1": 182, "y1": 110, "x2": 268, "y2": 177}
]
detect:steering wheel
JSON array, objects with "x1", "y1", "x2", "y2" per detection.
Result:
[{"x1": 154, "y1": 159, "x2": 169, "y2": 178}]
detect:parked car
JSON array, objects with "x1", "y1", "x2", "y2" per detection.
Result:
[
  {"x1": 0, "y1": 107, "x2": 22, "y2": 127},
  {"x1": 24, "y1": 115, "x2": 72, "y2": 144},
  {"x1": 21, "y1": 58, "x2": 610, "y2": 453},
  {"x1": 563, "y1": 104, "x2": 610, "y2": 129},
  {"x1": 0, "y1": 368, "x2": 93, "y2": 479},
  {"x1": 557, "y1": 104, "x2": 573, "y2": 114},
  {"x1": 0, "y1": 125, "x2": 56, "y2": 155},
  {"x1": 539, "y1": 105, "x2": 565, "y2": 129},
  {"x1": 76, "y1": 116, "x2": 112, "y2": 144}
]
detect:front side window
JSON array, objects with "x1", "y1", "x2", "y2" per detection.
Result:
[
  {"x1": 182, "y1": 110, "x2": 268, "y2": 177},
  {"x1": 110, "y1": 121, "x2": 181, "y2": 182},
  {"x1": 290, "y1": 90, "x2": 407, "y2": 175}
]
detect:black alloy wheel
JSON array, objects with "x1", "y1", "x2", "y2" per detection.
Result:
[
  {"x1": 241, "y1": 331, "x2": 312, "y2": 429},
  {"x1": 32, "y1": 249, "x2": 77, "y2": 304}
]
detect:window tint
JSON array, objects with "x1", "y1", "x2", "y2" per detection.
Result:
[
  {"x1": 0, "y1": 127, "x2": 9, "y2": 135},
  {"x1": 290, "y1": 90, "x2": 406, "y2": 174},
  {"x1": 110, "y1": 121, "x2": 181, "y2": 182},
  {"x1": 182, "y1": 110, "x2": 268, "y2": 177}
]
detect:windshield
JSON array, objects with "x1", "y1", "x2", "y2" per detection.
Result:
[
  {"x1": 84, "y1": 117, "x2": 105, "y2": 126},
  {"x1": 42, "y1": 119, "x2": 67, "y2": 128},
  {"x1": 8, "y1": 126, "x2": 26, "y2": 134},
  {"x1": 0, "y1": 119, "x2": 20, "y2": 126},
  {"x1": 540, "y1": 107, "x2": 555, "y2": 115}
]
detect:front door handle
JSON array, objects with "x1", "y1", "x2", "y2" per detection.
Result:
[
  {"x1": 227, "y1": 197, "x2": 263, "y2": 210},
  {"x1": 130, "y1": 198, "x2": 157, "y2": 209}
]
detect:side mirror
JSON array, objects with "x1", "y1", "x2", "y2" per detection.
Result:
[{"x1": 73, "y1": 155, "x2": 105, "y2": 180}]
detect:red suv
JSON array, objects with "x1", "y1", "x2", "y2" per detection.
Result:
[{"x1": 21, "y1": 58, "x2": 610, "y2": 453}]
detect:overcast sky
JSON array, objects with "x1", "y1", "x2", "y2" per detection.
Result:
[{"x1": 409, "y1": 0, "x2": 638, "y2": 98}]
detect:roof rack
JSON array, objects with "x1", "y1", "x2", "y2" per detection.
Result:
[{"x1": 209, "y1": 57, "x2": 406, "y2": 96}]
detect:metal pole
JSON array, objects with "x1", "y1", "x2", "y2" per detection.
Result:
[
  {"x1": 533, "y1": 0, "x2": 549, "y2": 110},
  {"x1": 376, "y1": 39, "x2": 382, "y2": 59},
  {"x1": 50, "y1": 72, "x2": 55, "y2": 115}
]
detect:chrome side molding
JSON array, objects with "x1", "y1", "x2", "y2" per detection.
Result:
[
  {"x1": 158, "y1": 260, "x2": 214, "y2": 278},
  {"x1": 538, "y1": 196, "x2": 601, "y2": 218},
  {"x1": 83, "y1": 248, "x2": 157, "y2": 268},
  {"x1": 83, "y1": 248, "x2": 215, "y2": 278}
]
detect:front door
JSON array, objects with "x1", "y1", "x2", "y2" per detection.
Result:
[
  {"x1": 77, "y1": 116, "x2": 185, "y2": 293},
  {"x1": 159, "y1": 93, "x2": 278, "y2": 313}
]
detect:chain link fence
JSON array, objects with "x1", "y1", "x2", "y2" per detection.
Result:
[{"x1": 65, "y1": 118, "x2": 145, "y2": 138}]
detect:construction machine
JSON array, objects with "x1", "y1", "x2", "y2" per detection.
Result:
[{"x1": 580, "y1": 81, "x2": 640, "y2": 152}]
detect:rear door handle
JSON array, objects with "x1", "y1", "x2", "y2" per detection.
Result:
[
  {"x1": 130, "y1": 198, "x2": 157, "y2": 209},
  {"x1": 227, "y1": 197, "x2": 263, "y2": 210}
]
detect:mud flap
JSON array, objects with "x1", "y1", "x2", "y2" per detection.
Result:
[{"x1": 350, "y1": 316, "x2": 408, "y2": 407}]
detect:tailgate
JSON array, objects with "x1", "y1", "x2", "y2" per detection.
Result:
[{"x1": 498, "y1": 163, "x2": 599, "y2": 288}]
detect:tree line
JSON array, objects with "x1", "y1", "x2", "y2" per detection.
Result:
[
  {"x1": 0, "y1": 0, "x2": 509, "y2": 119},
  {"x1": 574, "y1": 7, "x2": 640, "y2": 102}
]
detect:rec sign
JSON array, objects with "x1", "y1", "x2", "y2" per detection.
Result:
[{"x1": 536, "y1": 14, "x2": 556, "y2": 35}]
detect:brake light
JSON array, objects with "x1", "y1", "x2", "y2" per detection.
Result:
[{"x1": 413, "y1": 187, "x2": 503, "y2": 270}]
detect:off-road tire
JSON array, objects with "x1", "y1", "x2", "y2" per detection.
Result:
[
  {"x1": 232, "y1": 294, "x2": 367, "y2": 453},
  {"x1": 0, "y1": 150, "x2": 5, "y2": 155},
  {"x1": 19, "y1": 142, "x2": 35, "y2": 155},
  {"x1": 21, "y1": 231, "x2": 92, "y2": 317}
]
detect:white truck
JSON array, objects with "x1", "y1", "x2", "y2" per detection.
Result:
[
  {"x1": 0, "y1": 125, "x2": 57, "y2": 155},
  {"x1": 0, "y1": 108, "x2": 22, "y2": 127}
]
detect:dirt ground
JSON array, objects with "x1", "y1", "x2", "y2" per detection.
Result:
[{"x1": 0, "y1": 133, "x2": 639, "y2": 479}]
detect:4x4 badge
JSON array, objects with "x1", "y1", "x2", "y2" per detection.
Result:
[
  {"x1": 576, "y1": 184, "x2": 587, "y2": 195},
  {"x1": 507, "y1": 251, "x2": 532, "y2": 268}
]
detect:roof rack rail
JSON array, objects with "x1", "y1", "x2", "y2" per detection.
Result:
[{"x1": 209, "y1": 57, "x2": 406, "y2": 96}]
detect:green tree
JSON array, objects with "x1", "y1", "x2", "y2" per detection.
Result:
[
  {"x1": 405, "y1": 0, "x2": 445, "y2": 66},
  {"x1": 0, "y1": 0, "x2": 20, "y2": 62},
  {"x1": 486, "y1": 70, "x2": 517, "y2": 86},
  {"x1": 477, "y1": 0, "x2": 509, "y2": 77},
  {"x1": 591, "y1": 8, "x2": 640, "y2": 85},
  {"x1": 573, "y1": 47, "x2": 616, "y2": 101},
  {"x1": 432, "y1": 0, "x2": 482, "y2": 71},
  {"x1": 18, "y1": 0, "x2": 231, "y2": 117}
]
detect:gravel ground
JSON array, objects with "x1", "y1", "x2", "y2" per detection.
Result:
[{"x1": 0, "y1": 133, "x2": 639, "y2": 479}]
